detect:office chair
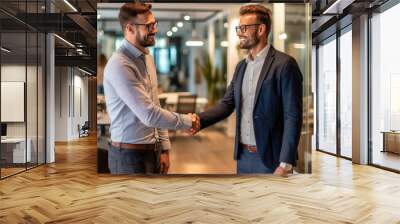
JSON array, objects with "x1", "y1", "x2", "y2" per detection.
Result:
[{"x1": 79, "y1": 121, "x2": 90, "y2": 138}]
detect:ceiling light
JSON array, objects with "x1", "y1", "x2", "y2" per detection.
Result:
[
  {"x1": 220, "y1": 41, "x2": 228, "y2": 48},
  {"x1": 172, "y1": 27, "x2": 178, "y2": 32},
  {"x1": 1, "y1": 47, "x2": 11, "y2": 53},
  {"x1": 63, "y1": 0, "x2": 78, "y2": 12},
  {"x1": 185, "y1": 41, "x2": 204, "y2": 47},
  {"x1": 97, "y1": 14, "x2": 101, "y2": 20},
  {"x1": 293, "y1": 43, "x2": 305, "y2": 49},
  {"x1": 186, "y1": 25, "x2": 204, "y2": 47},
  {"x1": 322, "y1": 0, "x2": 354, "y2": 15},
  {"x1": 54, "y1": 34, "x2": 75, "y2": 48},
  {"x1": 78, "y1": 67, "x2": 92, "y2": 76},
  {"x1": 177, "y1": 22, "x2": 183, "y2": 28},
  {"x1": 278, "y1": 33, "x2": 287, "y2": 40},
  {"x1": 166, "y1": 31, "x2": 173, "y2": 37},
  {"x1": 184, "y1": 15, "x2": 191, "y2": 21}
]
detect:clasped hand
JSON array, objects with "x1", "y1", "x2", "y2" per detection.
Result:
[{"x1": 187, "y1": 113, "x2": 200, "y2": 135}]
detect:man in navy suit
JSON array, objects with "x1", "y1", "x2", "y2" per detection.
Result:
[{"x1": 190, "y1": 4, "x2": 303, "y2": 176}]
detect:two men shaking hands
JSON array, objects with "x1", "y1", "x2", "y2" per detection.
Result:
[{"x1": 103, "y1": 3, "x2": 303, "y2": 176}]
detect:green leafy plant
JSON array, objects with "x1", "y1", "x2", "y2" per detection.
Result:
[{"x1": 200, "y1": 53, "x2": 227, "y2": 106}]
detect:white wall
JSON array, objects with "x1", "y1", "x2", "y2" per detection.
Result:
[
  {"x1": 1, "y1": 64, "x2": 46, "y2": 164},
  {"x1": 55, "y1": 67, "x2": 68, "y2": 141},
  {"x1": 54, "y1": 67, "x2": 89, "y2": 141},
  {"x1": 1, "y1": 65, "x2": 36, "y2": 138}
]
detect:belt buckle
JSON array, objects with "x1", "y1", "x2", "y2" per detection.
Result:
[
  {"x1": 248, "y1": 147, "x2": 257, "y2": 153},
  {"x1": 242, "y1": 144, "x2": 257, "y2": 153}
]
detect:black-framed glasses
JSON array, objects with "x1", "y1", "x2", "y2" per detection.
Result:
[
  {"x1": 235, "y1": 24, "x2": 261, "y2": 33},
  {"x1": 133, "y1": 21, "x2": 158, "y2": 32}
]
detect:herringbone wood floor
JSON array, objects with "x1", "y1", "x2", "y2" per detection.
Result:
[{"x1": 1, "y1": 135, "x2": 400, "y2": 223}]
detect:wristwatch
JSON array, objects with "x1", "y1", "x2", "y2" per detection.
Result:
[{"x1": 279, "y1": 162, "x2": 292, "y2": 171}]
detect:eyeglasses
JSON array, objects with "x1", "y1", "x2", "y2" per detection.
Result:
[
  {"x1": 235, "y1": 24, "x2": 261, "y2": 34},
  {"x1": 133, "y1": 21, "x2": 158, "y2": 32}
]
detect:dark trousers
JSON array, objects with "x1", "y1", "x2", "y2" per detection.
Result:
[
  {"x1": 237, "y1": 148, "x2": 273, "y2": 174},
  {"x1": 108, "y1": 144, "x2": 160, "y2": 174}
]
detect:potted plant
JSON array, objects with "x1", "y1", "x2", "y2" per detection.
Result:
[{"x1": 200, "y1": 53, "x2": 227, "y2": 106}]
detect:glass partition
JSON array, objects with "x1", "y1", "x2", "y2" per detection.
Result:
[
  {"x1": 1, "y1": 30, "x2": 28, "y2": 177},
  {"x1": 371, "y1": 3, "x2": 400, "y2": 171},
  {"x1": 0, "y1": 0, "x2": 46, "y2": 179},
  {"x1": 339, "y1": 27, "x2": 352, "y2": 159},
  {"x1": 317, "y1": 36, "x2": 337, "y2": 155}
]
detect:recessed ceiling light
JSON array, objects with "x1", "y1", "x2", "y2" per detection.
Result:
[
  {"x1": 293, "y1": 43, "x2": 305, "y2": 49},
  {"x1": 185, "y1": 41, "x2": 204, "y2": 47},
  {"x1": 166, "y1": 31, "x2": 173, "y2": 36},
  {"x1": 278, "y1": 33, "x2": 287, "y2": 40},
  {"x1": 172, "y1": 27, "x2": 178, "y2": 32},
  {"x1": 220, "y1": 41, "x2": 228, "y2": 47},
  {"x1": 184, "y1": 15, "x2": 191, "y2": 21},
  {"x1": 177, "y1": 22, "x2": 183, "y2": 27}
]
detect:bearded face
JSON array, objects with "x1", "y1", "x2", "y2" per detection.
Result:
[
  {"x1": 238, "y1": 29, "x2": 260, "y2": 49},
  {"x1": 237, "y1": 14, "x2": 267, "y2": 50},
  {"x1": 135, "y1": 29, "x2": 156, "y2": 47},
  {"x1": 129, "y1": 12, "x2": 157, "y2": 48}
]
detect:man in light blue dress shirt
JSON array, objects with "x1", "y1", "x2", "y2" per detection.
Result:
[{"x1": 103, "y1": 3, "x2": 199, "y2": 174}]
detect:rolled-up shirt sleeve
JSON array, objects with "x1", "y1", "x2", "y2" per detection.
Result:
[
  {"x1": 108, "y1": 60, "x2": 192, "y2": 130},
  {"x1": 157, "y1": 128, "x2": 171, "y2": 151}
]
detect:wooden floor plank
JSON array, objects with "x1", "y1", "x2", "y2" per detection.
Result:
[{"x1": 0, "y1": 134, "x2": 400, "y2": 223}]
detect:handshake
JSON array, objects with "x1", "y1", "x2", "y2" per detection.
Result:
[{"x1": 187, "y1": 113, "x2": 201, "y2": 136}]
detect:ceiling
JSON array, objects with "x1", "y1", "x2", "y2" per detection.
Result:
[
  {"x1": 311, "y1": 0, "x2": 390, "y2": 43},
  {"x1": 0, "y1": 0, "x2": 98, "y2": 74},
  {"x1": 98, "y1": 3, "x2": 306, "y2": 37}
]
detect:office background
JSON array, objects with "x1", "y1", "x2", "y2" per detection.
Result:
[{"x1": 96, "y1": 2, "x2": 313, "y2": 174}]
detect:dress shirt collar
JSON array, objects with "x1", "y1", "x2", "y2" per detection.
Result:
[
  {"x1": 246, "y1": 44, "x2": 270, "y2": 63},
  {"x1": 121, "y1": 38, "x2": 149, "y2": 58}
]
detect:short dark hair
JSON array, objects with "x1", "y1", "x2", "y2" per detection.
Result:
[
  {"x1": 118, "y1": 2, "x2": 152, "y2": 33},
  {"x1": 239, "y1": 4, "x2": 272, "y2": 37}
]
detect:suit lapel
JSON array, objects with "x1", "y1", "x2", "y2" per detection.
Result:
[
  {"x1": 254, "y1": 46, "x2": 276, "y2": 107},
  {"x1": 234, "y1": 61, "x2": 247, "y2": 112}
]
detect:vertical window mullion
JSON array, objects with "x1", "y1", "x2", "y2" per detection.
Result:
[
  {"x1": 25, "y1": 0, "x2": 28, "y2": 171},
  {"x1": 336, "y1": 27, "x2": 341, "y2": 157},
  {"x1": 316, "y1": 44, "x2": 319, "y2": 151}
]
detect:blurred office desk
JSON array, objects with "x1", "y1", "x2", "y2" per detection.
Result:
[
  {"x1": 97, "y1": 112, "x2": 110, "y2": 136},
  {"x1": 1, "y1": 138, "x2": 32, "y2": 164},
  {"x1": 382, "y1": 131, "x2": 400, "y2": 154},
  {"x1": 158, "y1": 92, "x2": 208, "y2": 112}
]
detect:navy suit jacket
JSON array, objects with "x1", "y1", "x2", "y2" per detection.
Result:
[{"x1": 199, "y1": 46, "x2": 303, "y2": 169}]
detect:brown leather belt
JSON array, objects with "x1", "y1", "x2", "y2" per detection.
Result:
[
  {"x1": 111, "y1": 142, "x2": 156, "y2": 151},
  {"x1": 240, "y1": 143, "x2": 257, "y2": 153}
]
